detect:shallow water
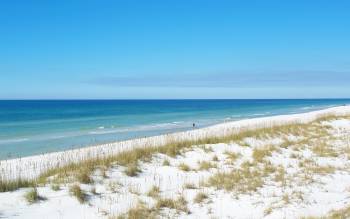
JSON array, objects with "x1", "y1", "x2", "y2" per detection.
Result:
[{"x1": 0, "y1": 99, "x2": 349, "y2": 159}]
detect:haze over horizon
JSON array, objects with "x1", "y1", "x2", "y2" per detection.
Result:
[{"x1": 1, "y1": 1, "x2": 350, "y2": 99}]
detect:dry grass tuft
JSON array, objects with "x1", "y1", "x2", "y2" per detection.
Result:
[
  {"x1": 178, "y1": 163, "x2": 191, "y2": 172},
  {"x1": 124, "y1": 163, "x2": 141, "y2": 177},
  {"x1": 50, "y1": 184, "x2": 60, "y2": 191},
  {"x1": 116, "y1": 201, "x2": 156, "y2": 219},
  {"x1": 0, "y1": 179, "x2": 36, "y2": 193},
  {"x1": 155, "y1": 196, "x2": 189, "y2": 213},
  {"x1": 311, "y1": 141, "x2": 338, "y2": 157},
  {"x1": 224, "y1": 151, "x2": 240, "y2": 163},
  {"x1": 264, "y1": 206, "x2": 273, "y2": 216},
  {"x1": 147, "y1": 186, "x2": 160, "y2": 198},
  {"x1": 69, "y1": 184, "x2": 86, "y2": 203},
  {"x1": 301, "y1": 204, "x2": 350, "y2": 219},
  {"x1": 24, "y1": 187, "x2": 41, "y2": 204},
  {"x1": 198, "y1": 161, "x2": 217, "y2": 171},
  {"x1": 162, "y1": 159, "x2": 170, "y2": 166},
  {"x1": 328, "y1": 205, "x2": 350, "y2": 219},
  {"x1": 282, "y1": 193, "x2": 290, "y2": 204},
  {"x1": 274, "y1": 165, "x2": 286, "y2": 186},
  {"x1": 184, "y1": 183, "x2": 198, "y2": 190},
  {"x1": 208, "y1": 166, "x2": 264, "y2": 193},
  {"x1": 252, "y1": 145, "x2": 275, "y2": 162},
  {"x1": 194, "y1": 192, "x2": 208, "y2": 203},
  {"x1": 76, "y1": 169, "x2": 92, "y2": 184},
  {"x1": 200, "y1": 145, "x2": 214, "y2": 153}
]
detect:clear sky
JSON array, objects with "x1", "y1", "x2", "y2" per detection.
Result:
[{"x1": 1, "y1": 0, "x2": 349, "y2": 99}]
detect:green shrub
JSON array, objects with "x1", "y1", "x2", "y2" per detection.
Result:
[
  {"x1": 24, "y1": 187, "x2": 40, "y2": 204},
  {"x1": 51, "y1": 184, "x2": 60, "y2": 191},
  {"x1": 162, "y1": 159, "x2": 170, "y2": 166}
]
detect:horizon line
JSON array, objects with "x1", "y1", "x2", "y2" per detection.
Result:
[{"x1": 1, "y1": 98, "x2": 350, "y2": 101}]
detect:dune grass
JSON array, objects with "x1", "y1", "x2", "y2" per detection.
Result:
[
  {"x1": 162, "y1": 159, "x2": 170, "y2": 166},
  {"x1": 207, "y1": 152, "x2": 283, "y2": 194},
  {"x1": 0, "y1": 178, "x2": 36, "y2": 192},
  {"x1": 198, "y1": 161, "x2": 217, "y2": 171},
  {"x1": 252, "y1": 145, "x2": 276, "y2": 162},
  {"x1": 0, "y1": 114, "x2": 347, "y2": 193},
  {"x1": 50, "y1": 184, "x2": 60, "y2": 191},
  {"x1": 328, "y1": 205, "x2": 350, "y2": 219},
  {"x1": 69, "y1": 184, "x2": 86, "y2": 203},
  {"x1": 116, "y1": 196, "x2": 189, "y2": 218},
  {"x1": 194, "y1": 192, "x2": 208, "y2": 203},
  {"x1": 124, "y1": 162, "x2": 141, "y2": 177},
  {"x1": 208, "y1": 163, "x2": 265, "y2": 193},
  {"x1": 311, "y1": 140, "x2": 338, "y2": 157},
  {"x1": 76, "y1": 169, "x2": 92, "y2": 184},
  {"x1": 224, "y1": 151, "x2": 240, "y2": 162},
  {"x1": 301, "y1": 204, "x2": 350, "y2": 219},
  {"x1": 115, "y1": 201, "x2": 156, "y2": 219},
  {"x1": 184, "y1": 183, "x2": 198, "y2": 190},
  {"x1": 178, "y1": 163, "x2": 191, "y2": 172},
  {"x1": 24, "y1": 187, "x2": 40, "y2": 204},
  {"x1": 155, "y1": 196, "x2": 189, "y2": 213},
  {"x1": 147, "y1": 185, "x2": 160, "y2": 198}
]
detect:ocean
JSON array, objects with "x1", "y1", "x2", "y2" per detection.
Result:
[{"x1": 0, "y1": 99, "x2": 349, "y2": 160}]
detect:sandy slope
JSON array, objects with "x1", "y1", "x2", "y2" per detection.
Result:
[{"x1": 1, "y1": 106, "x2": 350, "y2": 218}]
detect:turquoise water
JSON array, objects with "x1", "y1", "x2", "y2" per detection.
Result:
[{"x1": 0, "y1": 99, "x2": 349, "y2": 160}]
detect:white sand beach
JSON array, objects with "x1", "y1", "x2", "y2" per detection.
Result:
[{"x1": 1, "y1": 106, "x2": 350, "y2": 218}]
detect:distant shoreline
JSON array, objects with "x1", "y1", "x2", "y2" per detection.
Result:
[{"x1": 1, "y1": 99, "x2": 350, "y2": 160}]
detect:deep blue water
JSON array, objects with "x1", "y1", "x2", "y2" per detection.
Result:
[{"x1": 0, "y1": 99, "x2": 349, "y2": 160}]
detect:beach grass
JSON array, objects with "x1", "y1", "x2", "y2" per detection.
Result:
[
  {"x1": 155, "y1": 196, "x2": 189, "y2": 213},
  {"x1": 0, "y1": 178, "x2": 36, "y2": 192},
  {"x1": 147, "y1": 185, "x2": 160, "y2": 198},
  {"x1": 24, "y1": 187, "x2": 40, "y2": 204},
  {"x1": 198, "y1": 161, "x2": 217, "y2": 171},
  {"x1": 124, "y1": 162, "x2": 141, "y2": 177},
  {"x1": 0, "y1": 112, "x2": 348, "y2": 193},
  {"x1": 115, "y1": 201, "x2": 156, "y2": 219},
  {"x1": 1, "y1": 107, "x2": 350, "y2": 218},
  {"x1": 194, "y1": 192, "x2": 208, "y2": 203},
  {"x1": 69, "y1": 184, "x2": 86, "y2": 203}
]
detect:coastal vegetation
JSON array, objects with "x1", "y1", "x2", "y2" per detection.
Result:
[
  {"x1": 69, "y1": 184, "x2": 86, "y2": 203},
  {"x1": 1, "y1": 114, "x2": 343, "y2": 192},
  {"x1": 1, "y1": 110, "x2": 350, "y2": 218},
  {"x1": 24, "y1": 187, "x2": 41, "y2": 204}
]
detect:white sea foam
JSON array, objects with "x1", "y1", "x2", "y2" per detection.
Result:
[
  {"x1": 300, "y1": 105, "x2": 318, "y2": 110},
  {"x1": 47, "y1": 135, "x2": 66, "y2": 139},
  {"x1": 88, "y1": 122, "x2": 185, "y2": 135},
  {"x1": 88, "y1": 129, "x2": 121, "y2": 135},
  {"x1": 0, "y1": 138, "x2": 29, "y2": 145},
  {"x1": 253, "y1": 113, "x2": 267, "y2": 116}
]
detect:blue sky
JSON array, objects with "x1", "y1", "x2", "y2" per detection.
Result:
[{"x1": 1, "y1": 0, "x2": 349, "y2": 99}]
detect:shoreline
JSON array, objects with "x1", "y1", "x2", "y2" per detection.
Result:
[{"x1": 1, "y1": 105, "x2": 350, "y2": 181}]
